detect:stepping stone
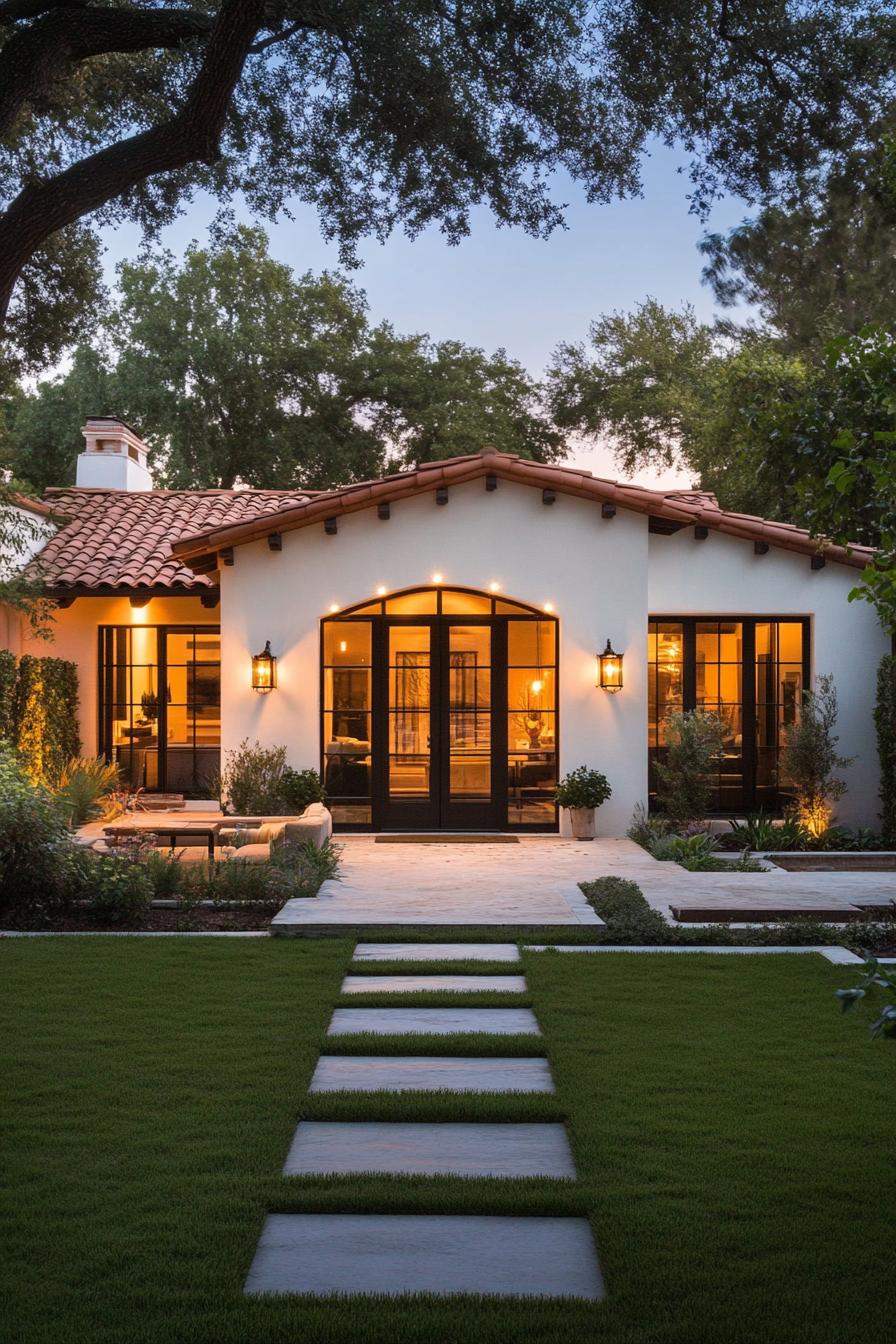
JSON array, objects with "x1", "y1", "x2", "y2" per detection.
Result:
[
  {"x1": 245, "y1": 1213, "x2": 603, "y2": 1299},
  {"x1": 341, "y1": 974, "x2": 528, "y2": 994},
  {"x1": 283, "y1": 1122, "x2": 576, "y2": 1178},
  {"x1": 354, "y1": 942, "x2": 520, "y2": 962},
  {"x1": 309, "y1": 1055, "x2": 555, "y2": 1093},
  {"x1": 327, "y1": 1007, "x2": 540, "y2": 1036}
]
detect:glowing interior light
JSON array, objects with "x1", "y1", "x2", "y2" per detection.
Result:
[
  {"x1": 543, "y1": 602, "x2": 554, "y2": 613},
  {"x1": 376, "y1": 585, "x2": 387, "y2": 596},
  {"x1": 339, "y1": 640, "x2": 347, "y2": 654},
  {"x1": 432, "y1": 572, "x2": 444, "y2": 584},
  {"x1": 530, "y1": 679, "x2": 544, "y2": 696},
  {"x1": 489, "y1": 581, "x2": 501, "y2": 592},
  {"x1": 329, "y1": 603, "x2": 339, "y2": 613}
]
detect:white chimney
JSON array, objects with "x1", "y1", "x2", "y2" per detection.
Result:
[{"x1": 76, "y1": 417, "x2": 153, "y2": 491}]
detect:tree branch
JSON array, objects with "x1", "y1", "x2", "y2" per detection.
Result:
[
  {"x1": 0, "y1": 5, "x2": 214, "y2": 139},
  {"x1": 0, "y1": 0, "x2": 267, "y2": 324},
  {"x1": 0, "y1": 0, "x2": 87, "y2": 24}
]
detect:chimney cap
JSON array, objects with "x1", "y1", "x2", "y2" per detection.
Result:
[{"x1": 84, "y1": 414, "x2": 144, "y2": 437}]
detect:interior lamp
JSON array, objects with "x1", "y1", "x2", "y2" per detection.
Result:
[
  {"x1": 251, "y1": 640, "x2": 277, "y2": 693},
  {"x1": 598, "y1": 639, "x2": 623, "y2": 692}
]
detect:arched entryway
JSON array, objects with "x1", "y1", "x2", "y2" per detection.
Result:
[{"x1": 321, "y1": 586, "x2": 559, "y2": 831}]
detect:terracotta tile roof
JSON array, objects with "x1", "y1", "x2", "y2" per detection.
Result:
[
  {"x1": 34, "y1": 487, "x2": 310, "y2": 593},
  {"x1": 172, "y1": 449, "x2": 876, "y2": 571}
]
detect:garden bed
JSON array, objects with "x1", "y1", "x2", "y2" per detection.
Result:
[{"x1": 768, "y1": 851, "x2": 896, "y2": 872}]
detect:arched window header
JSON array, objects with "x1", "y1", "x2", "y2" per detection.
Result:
[{"x1": 325, "y1": 585, "x2": 554, "y2": 619}]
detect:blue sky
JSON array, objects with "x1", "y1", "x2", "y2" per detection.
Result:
[{"x1": 100, "y1": 141, "x2": 753, "y2": 489}]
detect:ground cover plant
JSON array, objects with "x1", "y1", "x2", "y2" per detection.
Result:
[
  {"x1": 580, "y1": 876, "x2": 896, "y2": 955},
  {"x1": 3, "y1": 939, "x2": 894, "y2": 1344}
]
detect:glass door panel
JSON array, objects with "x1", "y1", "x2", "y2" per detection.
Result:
[
  {"x1": 388, "y1": 625, "x2": 434, "y2": 807},
  {"x1": 447, "y1": 625, "x2": 492, "y2": 804}
]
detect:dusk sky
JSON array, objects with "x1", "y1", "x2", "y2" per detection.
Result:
[{"x1": 101, "y1": 139, "x2": 754, "y2": 491}]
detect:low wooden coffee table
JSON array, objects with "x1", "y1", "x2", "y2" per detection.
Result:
[{"x1": 103, "y1": 820, "x2": 222, "y2": 861}]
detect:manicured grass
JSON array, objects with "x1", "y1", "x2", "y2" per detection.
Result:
[{"x1": 3, "y1": 940, "x2": 894, "y2": 1344}]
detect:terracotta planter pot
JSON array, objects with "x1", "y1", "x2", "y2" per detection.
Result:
[{"x1": 569, "y1": 807, "x2": 596, "y2": 841}]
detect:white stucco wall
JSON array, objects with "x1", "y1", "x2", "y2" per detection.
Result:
[
  {"x1": 648, "y1": 530, "x2": 890, "y2": 827},
  {"x1": 220, "y1": 479, "x2": 649, "y2": 835}
]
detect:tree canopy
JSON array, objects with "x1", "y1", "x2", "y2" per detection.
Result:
[
  {"x1": 1, "y1": 0, "x2": 894, "y2": 373},
  {"x1": 1, "y1": 226, "x2": 563, "y2": 492}
]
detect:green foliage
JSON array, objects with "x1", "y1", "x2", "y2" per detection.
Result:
[
  {"x1": 68, "y1": 852, "x2": 153, "y2": 928},
  {"x1": 699, "y1": 174, "x2": 896, "y2": 352},
  {"x1": 219, "y1": 739, "x2": 290, "y2": 815},
  {"x1": 0, "y1": 743, "x2": 70, "y2": 922},
  {"x1": 270, "y1": 837, "x2": 342, "y2": 897},
  {"x1": 579, "y1": 873, "x2": 896, "y2": 951},
  {"x1": 722, "y1": 812, "x2": 805, "y2": 852},
  {"x1": 875, "y1": 655, "x2": 896, "y2": 844},
  {"x1": 1, "y1": 345, "x2": 111, "y2": 492},
  {"x1": 780, "y1": 674, "x2": 853, "y2": 819},
  {"x1": 653, "y1": 710, "x2": 727, "y2": 829},
  {"x1": 3, "y1": 0, "x2": 892, "y2": 359},
  {"x1": 12, "y1": 654, "x2": 80, "y2": 787},
  {"x1": 279, "y1": 767, "x2": 326, "y2": 814},
  {"x1": 626, "y1": 802, "x2": 671, "y2": 850},
  {"x1": 51, "y1": 757, "x2": 120, "y2": 829},
  {"x1": 554, "y1": 766, "x2": 612, "y2": 811},
  {"x1": 0, "y1": 647, "x2": 15, "y2": 739},
  {"x1": 6, "y1": 229, "x2": 563, "y2": 493},
  {"x1": 836, "y1": 958, "x2": 896, "y2": 1040}
]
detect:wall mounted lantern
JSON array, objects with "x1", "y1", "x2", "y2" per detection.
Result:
[
  {"x1": 251, "y1": 640, "x2": 277, "y2": 693},
  {"x1": 598, "y1": 639, "x2": 623, "y2": 692}
]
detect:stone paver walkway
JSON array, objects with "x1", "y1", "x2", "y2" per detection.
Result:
[
  {"x1": 245, "y1": 1213, "x2": 603, "y2": 1299},
  {"x1": 283, "y1": 1121, "x2": 576, "y2": 1177},
  {"x1": 341, "y1": 974, "x2": 528, "y2": 993},
  {"x1": 327, "y1": 1006, "x2": 542, "y2": 1035},
  {"x1": 353, "y1": 942, "x2": 521, "y2": 961},
  {"x1": 245, "y1": 942, "x2": 604, "y2": 1301}
]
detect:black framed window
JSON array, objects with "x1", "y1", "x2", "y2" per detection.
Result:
[
  {"x1": 98, "y1": 625, "x2": 220, "y2": 796},
  {"x1": 648, "y1": 616, "x2": 810, "y2": 813}
]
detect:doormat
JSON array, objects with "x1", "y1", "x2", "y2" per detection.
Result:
[{"x1": 375, "y1": 834, "x2": 521, "y2": 844}]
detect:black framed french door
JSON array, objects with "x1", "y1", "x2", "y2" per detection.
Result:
[
  {"x1": 373, "y1": 617, "x2": 505, "y2": 830},
  {"x1": 321, "y1": 586, "x2": 559, "y2": 831}
]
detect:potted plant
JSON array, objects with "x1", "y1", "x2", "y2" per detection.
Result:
[{"x1": 555, "y1": 766, "x2": 612, "y2": 840}]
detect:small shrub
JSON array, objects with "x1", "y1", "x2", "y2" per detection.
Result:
[
  {"x1": 780, "y1": 673, "x2": 853, "y2": 835},
  {"x1": 627, "y1": 802, "x2": 671, "y2": 850},
  {"x1": 52, "y1": 756, "x2": 121, "y2": 828},
  {"x1": 654, "y1": 710, "x2": 727, "y2": 829},
  {"x1": 270, "y1": 836, "x2": 342, "y2": 896},
  {"x1": 720, "y1": 812, "x2": 804, "y2": 852},
  {"x1": 220, "y1": 739, "x2": 288, "y2": 813},
  {"x1": 665, "y1": 832, "x2": 721, "y2": 870},
  {"x1": 580, "y1": 876, "x2": 670, "y2": 941},
  {"x1": 142, "y1": 849, "x2": 185, "y2": 899},
  {"x1": 875, "y1": 654, "x2": 896, "y2": 845},
  {"x1": 554, "y1": 766, "x2": 612, "y2": 810},
  {"x1": 280, "y1": 767, "x2": 326, "y2": 812},
  {"x1": 69, "y1": 852, "x2": 153, "y2": 927},
  {"x1": 0, "y1": 743, "x2": 71, "y2": 922}
]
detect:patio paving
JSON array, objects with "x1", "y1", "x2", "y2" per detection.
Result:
[
  {"x1": 340, "y1": 974, "x2": 528, "y2": 993},
  {"x1": 308, "y1": 1054, "x2": 556, "y2": 1093},
  {"x1": 245, "y1": 1213, "x2": 604, "y2": 1299},
  {"x1": 326, "y1": 1007, "x2": 541, "y2": 1035},
  {"x1": 282, "y1": 1121, "x2": 576, "y2": 1177},
  {"x1": 271, "y1": 834, "x2": 896, "y2": 931}
]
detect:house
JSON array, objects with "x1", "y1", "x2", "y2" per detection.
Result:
[{"x1": 1, "y1": 417, "x2": 887, "y2": 835}]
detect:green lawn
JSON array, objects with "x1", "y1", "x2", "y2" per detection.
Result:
[{"x1": 3, "y1": 939, "x2": 894, "y2": 1344}]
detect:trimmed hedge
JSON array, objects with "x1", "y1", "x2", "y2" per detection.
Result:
[
  {"x1": 1, "y1": 652, "x2": 80, "y2": 786},
  {"x1": 875, "y1": 653, "x2": 896, "y2": 845},
  {"x1": 580, "y1": 875, "x2": 896, "y2": 953}
]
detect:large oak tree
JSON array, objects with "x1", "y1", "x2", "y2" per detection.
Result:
[{"x1": 1, "y1": 0, "x2": 894, "y2": 372}]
